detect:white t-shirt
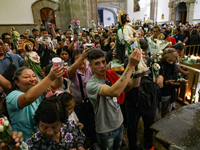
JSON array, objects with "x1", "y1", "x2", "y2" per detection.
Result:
[{"x1": 68, "y1": 111, "x2": 79, "y2": 124}]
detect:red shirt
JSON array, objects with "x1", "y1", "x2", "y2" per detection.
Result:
[{"x1": 168, "y1": 37, "x2": 176, "y2": 45}]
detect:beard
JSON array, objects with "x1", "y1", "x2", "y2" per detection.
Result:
[
  {"x1": 0, "y1": 51, "x2": 4, "y2": 56},
  {"x1": 126, "y1": 19, "x2": 130, "y2": 23}
]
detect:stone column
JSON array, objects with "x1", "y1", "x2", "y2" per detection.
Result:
[
  {"x1": 168, "y1": 0, "x2": 175, "y2": 23},
  {"x1": 186, "y1": 1, "x2": 195, "y2": 23},
  {"x1": 155, "y1": 0, "x2": 158, "y2": 22},
  {"x1": 150, "y1": 0, "x2": 155, "y2": 21},
  {"x1": 86, "y1": 0, "x2": 98, "y2": 28},
  {"x1": 59, "y1": 0, "x2": 98, "y2": 31}
]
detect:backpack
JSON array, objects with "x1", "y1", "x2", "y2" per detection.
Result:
[
  {"x1": 125, "y1": 76, "x2": 161, "y2": 113},
  {"x1": 2, "y1": 55, "x2": 17, "y2": 82}
]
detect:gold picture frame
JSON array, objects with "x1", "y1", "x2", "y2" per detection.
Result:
[{"x1": 134, "y1": 0, "x2": 140, "y2": 12}]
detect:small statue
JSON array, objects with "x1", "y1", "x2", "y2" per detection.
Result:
[
  {"x1": 70, "y1": 20, "x2": 80, "y2": 36},
  {"x1": 10, "y1": 27, "x2": 20, "y2": 49},
  {"x1": 151, "y1": 59, "x2": 160, "y2": 81},
  {"x1": 91, "y1": 20, "x2": 96, "y2": 32}
]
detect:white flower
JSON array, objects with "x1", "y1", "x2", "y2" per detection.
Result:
[
  {"x1": 3, "y1": 120, "x2": 9, "y2": 126},
  {"x1": 0, "y1": 125, "x2": 4, "y2": 132}
]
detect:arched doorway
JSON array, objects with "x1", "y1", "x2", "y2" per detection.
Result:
[
  {"x1": 40, "y1": 7, "x2": 56, "y2": 32},
  {"x1": 175, "y1": 2, "x2": 187, "y2": 24},
  {"x1": 98, "y1": 6, "x2": 118, "y2": 26}
]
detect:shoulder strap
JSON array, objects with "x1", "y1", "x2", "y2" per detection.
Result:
[
  {"x1": 63, "y1": 78, "x2": 68, "y2": 90},
  {"x1": 77, "y1": 73, "x2": 85, "y2": 100},
  {"x1": 6, "y1": 54, "x2": 13, "y2": 63}
]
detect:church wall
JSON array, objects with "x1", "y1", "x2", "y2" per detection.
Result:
[
  {"x1": 127, "y1": 0, "x2": 150, "y2": 23},
  {"x1": 0, "y1": 0, "x2": 61, "y2": 34},
  {"x1": 0, "y1": 0, "x2": 36, "y2": 25},
  {"x1": 193, "y1": 0, "x2": 200, "y2": 24},
  {"x1": 157, "y1": 0, "x2": 169, "y2": 24}
]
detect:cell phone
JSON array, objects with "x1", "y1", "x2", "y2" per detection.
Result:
[{"x1": 85, "y1": 44, "x2": 93, "y2": 48}]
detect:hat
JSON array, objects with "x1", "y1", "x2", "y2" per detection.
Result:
[
  {"x1": 22, "y1": 39, "x2": 34, "y2": 51},
  {"x1": 118, "y1": 10, "x2": 127, "y2": 26}
]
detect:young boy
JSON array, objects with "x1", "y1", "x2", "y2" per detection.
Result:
[{"x1": 38, "y1": 28, "x2": 53, "y2": 48}]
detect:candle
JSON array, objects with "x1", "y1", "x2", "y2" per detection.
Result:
[{"x1": 186, "y1": 93, "x2": 191, "y2": 101}]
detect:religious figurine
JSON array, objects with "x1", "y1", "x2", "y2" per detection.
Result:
[
  {"x1": 91, "y1": 20, "x2": 97, "y2": 32},
  {"x1": 112, "y1": 10, "x2": 149, "y2": 77},
  {"x1": 23, "y1": 40, "x2": 44, "y2": 80},
  {"x1": 10, "y1": 27, "x2": 20, "y2": 49},
  {"x1": 70, "y1": 20, "x2": 80, "y2": 36}
]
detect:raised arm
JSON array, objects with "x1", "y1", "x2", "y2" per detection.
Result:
[
  {"x1": 68, "y1": 35, "x2": 78, "y2": 53},
  {"x1": 48, "y1": 23, "x2": 57, "y2": 39},
  {"x1": 17, "y1": 66, "x2": 65, "y2": 109},
  {"x1": 67, "y1": 49, "x2": 89, "y2": 79},
  {"x1": 98, "y1": 49, "x2": 141, "y2": 97}
]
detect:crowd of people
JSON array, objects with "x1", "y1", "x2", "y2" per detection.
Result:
[{"x1": 0, "y1": 13, "x2": 200, "y2": 150}]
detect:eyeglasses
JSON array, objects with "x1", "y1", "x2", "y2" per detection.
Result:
[{"x1": 5, "y1": 38, "x2": 11, "y2": 40}]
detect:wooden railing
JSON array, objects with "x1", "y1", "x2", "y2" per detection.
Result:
[{"x1": 184, "y1": 45, "x2": 200, "y2": 56}]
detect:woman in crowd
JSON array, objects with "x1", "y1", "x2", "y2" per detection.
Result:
[
  {"x1": 188, "y1": 28, "x2": 200, "y2": 45},
  {"x1": 6, "y1": 65, "x2": 65, "y2": 140},
  {"x1": 159, "y1": 48, "x2": 180, "y2": 117},
  {"x1": 57, "y1": 46, "x2": 72, "y2": 67},
  {"x1": 25, "y1": 96, "x2": 85, "y2": 150}
]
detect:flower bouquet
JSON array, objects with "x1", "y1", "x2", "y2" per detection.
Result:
[
  {"x1": 146, "y1": 37, "x2": 169, "y2": 55},
  {"x1": 0, "y1": 115, "x2": 15, "y2": 148},
  {"x1": 0, "y1": 115, "x2": 28, "y2": 150}
]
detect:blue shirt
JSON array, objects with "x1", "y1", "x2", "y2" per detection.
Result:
[
  {"x1": 0, "y1": 52, "x2": 24, "y2": 75},
  {"x1": 6, "y1": 90, "x2": 44, "y2": 140},
  {"x1": 173, "y1": 33, "x2": 184, "y2": 43}
]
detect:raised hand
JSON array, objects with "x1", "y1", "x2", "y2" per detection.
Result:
[
  {"x1": 48, "y1": 66, "x2": 66, "y2": 81},
  {"x1": 1, "y1": 131, "x2": 23, "y2": 150},
  {"x1": 128, "y1": 48, "x2": 141, "y2": 68}
]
